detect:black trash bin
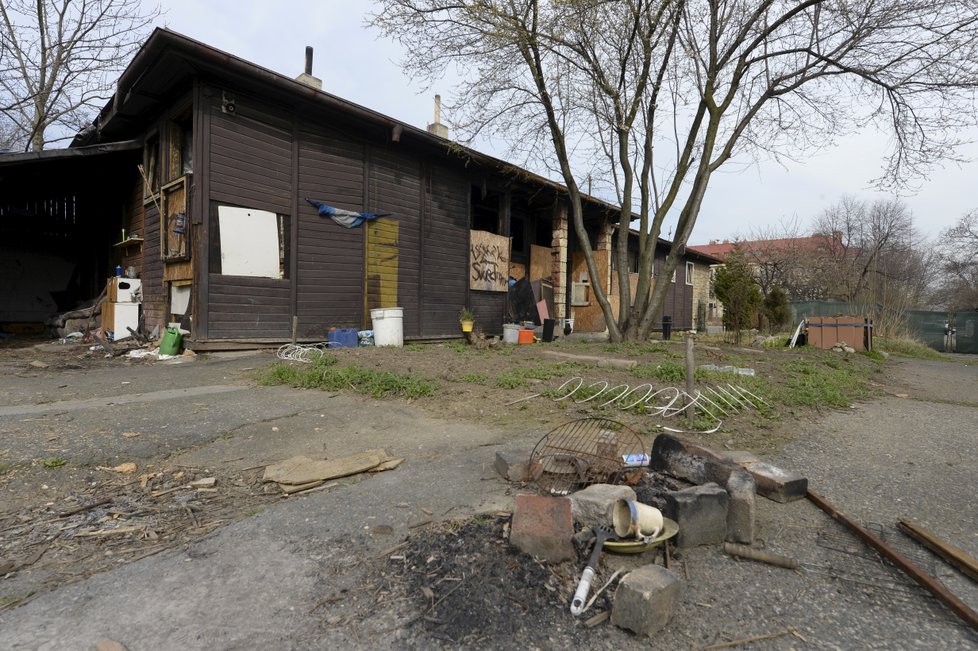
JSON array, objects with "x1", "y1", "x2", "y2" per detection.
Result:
[{"x1": 662, "y1": 315, "x2": 672, "y2": 340}]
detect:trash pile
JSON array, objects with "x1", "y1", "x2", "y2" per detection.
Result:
[{"x1": 482, "y1": 420, "x2": 810, "y2": 637}]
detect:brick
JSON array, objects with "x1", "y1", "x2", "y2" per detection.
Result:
[
  {"x1": 568, "y1": 483, "x2": 636, "y2": 527},
  {"x1": 494, "y1": 449, "x2": 533, "y2": 482},
  {"x1": 738, "y1": 461, "x2": 807, "y2": 503},
  {"x1": 663, "y1": 483, "x2": 729, "y2": 548},
  {"x1": 725, "y1": 470, "x2": 755, "y2": 544},
  {"x1": 611, "y1": 565, "x2": 682, "y2": 636},
  {"x1": 510, "y1": 494, "x2": 575, "y2": 563},
  {"x1": 726, "y1": 450, "x2": 808, "y2": 503}
]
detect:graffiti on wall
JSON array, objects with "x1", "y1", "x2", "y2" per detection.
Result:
[{"x1": 469, "y1": 230, "x2": 510, "y2": 292}]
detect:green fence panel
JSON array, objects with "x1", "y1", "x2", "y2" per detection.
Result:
[{"x1": 953, "y1": 312, "x2": 978, "y2": 354}]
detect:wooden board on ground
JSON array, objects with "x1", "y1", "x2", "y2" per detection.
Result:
[{"x1": 263, "y1": 448, "x2": 402, "y2": 485}]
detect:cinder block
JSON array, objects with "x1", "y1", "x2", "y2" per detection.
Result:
[
  {"x1": 611, "y1": 564, "x2": 682, "y2": 636},
  {"x1": 494, "y1": 449, "x2": 533, "y2": 482},
  {"x1": 510, "y1": 494, "x2": 575, "y2": 563},
  {"x1": 725, "y1": 470, "x2": 755, "y2": 544},
  {"x1": 568, "y1": 483, "x2": 636, "y2": 527},
  {"x1": 664, "y1": 483, "x2": 729, "y2": 548}
]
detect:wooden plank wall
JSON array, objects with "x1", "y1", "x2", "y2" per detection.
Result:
[
  {"x1": 421, "y1": 165, "x2": 469, "y2": 336},
  {"x1": 206, "y1": 91, "x2": 292, "y2": 338},
  {"x1": 369, "y1": 147, "x2": 422, "y2": 337},
  {"x1": 296, "y1": 123, "x2": 365, "y2": 336}
]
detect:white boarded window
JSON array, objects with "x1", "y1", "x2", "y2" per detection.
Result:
[
  {"x1": 214, "y1": 205, "x2": 288, "y2": 278},
  {"x1": 686, "y1": 261, "x2": 694, "y2": 285}
]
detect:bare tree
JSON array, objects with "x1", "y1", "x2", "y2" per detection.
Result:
[
  {"x1": 0, "y1": 0, "x2": 161, "y2": 152},
  {"x1": 933, "y1": 212, "x2": 978, "y2": 312},
  {"x1": 736, "y1": 218, "x2": 808, "y2": 299},
  {"x1": 370, "y1": 1, "x2": 978, "y2": 341},
  {"x1": 811, "y1": 196, "x2": 925, "y2": 305}
]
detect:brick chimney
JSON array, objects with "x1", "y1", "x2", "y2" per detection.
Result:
[
  {"x1": 427, "y1": 95, "x2": 449, "y2": 138},
  {"x1": 295, "y1": 46, "x2": 322, "y2": 90}
]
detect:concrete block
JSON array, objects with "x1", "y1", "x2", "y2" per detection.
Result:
[
  {"x1": 739, "y1": 461, "x2": 807, "y2": 503},
  {"x1": 725, "y1": 470, "x2": 755, "y2": 544},
  {"x1": 726, "y1": 450, "x2": 807, "y2": 503},
  {"x1": 611, "y1": 565, "x2": 682, "y2": 636},
  {"x1": 510, "y1": 494, "x2": 575, "y2": 563},
  {"x1": 494, "y1": 449, "x2": 533, "y2": 482},
  {"x1": 568, "y1": 483, "x2": 636, "y2": 527},
  {"x1": 664, "y1": 483, "x2": 729, "y2": 548}
]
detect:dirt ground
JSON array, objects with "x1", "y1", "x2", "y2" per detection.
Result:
[{"x1": 1, "y1": 334, "x2": 977, "y2": 649}]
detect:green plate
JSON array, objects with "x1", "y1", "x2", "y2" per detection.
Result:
[{"x1": 604, "y1": 517, "x2": 679, "y2": 554}]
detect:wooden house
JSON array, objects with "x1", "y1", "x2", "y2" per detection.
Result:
[{"x1": 0, "y1": 29, "x2": 713, "y2": 346}]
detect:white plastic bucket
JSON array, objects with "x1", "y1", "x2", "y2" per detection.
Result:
[
  {"x1": 503, "y1": 323, "x2": 520, "y2": 344},
  {"x1": 370, "y1": 307, "x2": 404, "y2": 347}
]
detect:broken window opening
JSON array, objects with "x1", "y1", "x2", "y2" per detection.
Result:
[
  {"x1": 470, "y1": 185, "x2": 501, "y2": 234},
  {"x1": 143, "y1": 133, "x2": 160, "y2": 199},
  {"x1": 167, "y1": 107, "x2": 194, "y2": 180}
]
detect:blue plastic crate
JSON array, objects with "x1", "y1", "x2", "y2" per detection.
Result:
[{"x1": 327, "y1": 327, "x2": 359, "y2": 348}]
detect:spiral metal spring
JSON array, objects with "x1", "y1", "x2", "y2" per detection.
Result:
[
  {"x1": 543, "y1": 377, "x2": 769, "y2": 434},
  {"x1": 276, "y1": 343, "x2": 329, "y2": 363}
]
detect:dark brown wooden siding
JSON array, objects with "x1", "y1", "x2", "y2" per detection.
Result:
[
  {"x1": 295, "y1": 123, "x2": 365, "y2": 336},
  {"x1": 470, "y1": 292, "x2": 506, "y2": 335},
  {"x1": 141, "y1": 201, "x2": 165, "y2": 332},
  {"x1": 205, "y1": 89, "x2": 293, "y2": 338},
  {"x1": 368, "y1": 146, "x2": 422, "y2": 337},
  {"x1": 421, "y1": 165, "x2": 469, "y2": 336}
]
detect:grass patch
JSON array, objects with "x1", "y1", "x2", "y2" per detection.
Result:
[
  {"x1": 258, "y1": 358, "x2": 435, "y2": 399},
  {"x1": 876, "y1": 337, "x2": 946, "y2": 360},
  {"x1": 860, "y1": 349, "x2": 886, "y2": 361},
  {"x1": 403, "y1": 344, "x2": 426, "y2": 352},
  {"x1": 494, "y1": 363, "x2": 580, "y2": 389},
  {"x1": 762, "y1": 335, "x2": 790, "y2": 348},
  {"x1": 760, "y1": 357, "x2": 872, "y2": 408},
  {"x1": 42, "y1": 457, "x2": 66, "y2": 468},
  {"x1": 630, "y1": 362, "x2": 687, "y2": 383},
  {"x1": 460, "y1": 373, "x2": 488, "y2": 384}
]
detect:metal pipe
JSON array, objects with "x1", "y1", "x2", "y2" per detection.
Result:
[{"x1": 807, "y1": 490, "x2": 978, "y2": 633}]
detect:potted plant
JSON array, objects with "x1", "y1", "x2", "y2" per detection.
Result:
[{"x1": 459, "y1": 307, "x2": 475, "y2": 333}]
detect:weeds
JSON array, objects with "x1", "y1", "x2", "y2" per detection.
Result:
[
  {"x1": 494, "y1": 363, "x2": 580, "y2": 389},
  {"x1": 631, "y1": 362, "x2": 687, "y2": 383},
  {"x1": 876, "y1": 337, "x2": 946, "y2": 360},
  {"x1": 258, "y1": 358, "x2": 435, "y2": 399},
  {"x1": 42, "y1": 458, "x2": 66, "y2": 468},
  {"x1": 403, "y1": 344, "x2": 426, "y2": 352},
  {"x1": 460, "y1": 373, "x2": 489, "y2": 384}
]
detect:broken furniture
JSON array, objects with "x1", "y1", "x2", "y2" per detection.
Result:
[{"x1": 101, "y1": 277, "x2": 141, "y2": 341}]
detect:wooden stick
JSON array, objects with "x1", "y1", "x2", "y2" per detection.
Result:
[
  {"x1": 898, "y1": 519, "x2": 978, "y2": 584},
  {"x1": 702, "y1": 628, "x2": 791, "y2": 650},
  {"x1": 808, "y1": 490, "x2": 978, "y2": 632},
  {"x1": 58, "y1": 497, "x2": 111, "y2": 518},
  {"x1": 723, "y1": 542, "x2": 799, "y2": 570},
  {"x1": 582, "y1": 567, "x2": 624, "y2": 613},
  {"x1": 504, "y1": 393, "x2": 541, "y2": 406}
]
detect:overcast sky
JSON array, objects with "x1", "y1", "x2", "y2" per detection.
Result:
[{"x1": 158, "y1": 1, "x2": 976, "y2": 246}]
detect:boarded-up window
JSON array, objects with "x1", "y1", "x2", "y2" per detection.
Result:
[
  {"x1": 470, "y1": 230, "x2": 510, "y2": 292},
  {"x1": 210, "y1": 204, "x2": 290, "y2": 279}
]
